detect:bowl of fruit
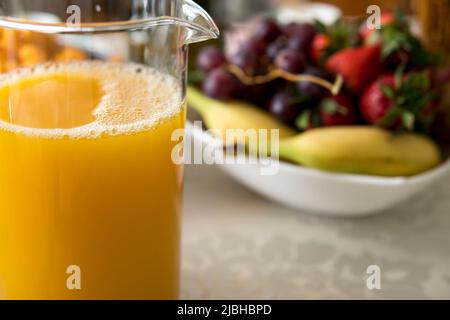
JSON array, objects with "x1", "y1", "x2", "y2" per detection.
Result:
[{"x1": 187, "y1": 11, "x2": 450, "y2": 216}]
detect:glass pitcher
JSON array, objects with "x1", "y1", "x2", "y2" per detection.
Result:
[{"x1": 0, "y1": 0, "x2": 218, "y2": 300}]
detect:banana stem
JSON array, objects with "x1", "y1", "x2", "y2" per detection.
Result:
[{"x1": 228, "y1": 64, "x2": 344, "y2": 96}]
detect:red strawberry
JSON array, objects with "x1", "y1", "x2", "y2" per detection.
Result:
[
  {"x1": 295, "y1": 93, "x2": 356, "y2": 131},
  {"x1": 309, "y1": 19, "x2": 360, "y2": 65},
  {"x1": 360, "y1": 72, "x2": 435, "y2": 131},
  {"x1": 360, "y1": 75, "x2": 395, "y2": 125},
  {"x1": 310, "y1": 34, "x2": 330, "y2": 65},
  {"x1": 319, "y1": 93, "x2": 356, "y2": 126},
  {"x1": 325, "y1": 44, "x2": 382, "y2": 93}
]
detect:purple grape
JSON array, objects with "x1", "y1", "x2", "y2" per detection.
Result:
[
  {"x1": 242, "y1": 37, "x2": 268, "y2": 56},
  {"x1": 266, "y1": 37, "x2": 287, "y2": 61},
  {"x1": 296, "y1": 66, "x2": 331, "y2": 100},
  {"x1": 202, "y1": 68, "x2": 239, "y2": 100},
  {"x1": 275, "y1": 48, "x2": 305, "y2": 74},
  {"x1": 229, "y1": 50, "x2": 266, "y2": 77},
  {"x1": 254, "y1": 18, "x2": 282, "y2": 43},
  {"x1": 283, "y1": 23, "x2": 316, "y2": 39},
  {"x1": 286, "y1": 24, "x2": 316, "y2": 53},
  {"x1": 287, "y1": 35, "x2": 312, "y2": 54},
  {"x1": 196, "y1": 46, "x2": 226, "y2": 73},
  {"x1": 268, "y1": 91, "x2": 302, "y2": 124},
  {"x1": 238, "y1": 83, "x2": 269, "y2": 105}
]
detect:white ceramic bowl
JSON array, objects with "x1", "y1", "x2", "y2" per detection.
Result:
[
  {"x1": 186, "y1": 121, "x2": 450, "y2": 217},
  {"x1": 276, "y1": 2, "x2": 342, "y2": 25}
]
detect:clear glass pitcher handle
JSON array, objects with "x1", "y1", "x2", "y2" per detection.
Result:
[{"x1": 180, "y1": 0, "x2": 219, "y2": 44}]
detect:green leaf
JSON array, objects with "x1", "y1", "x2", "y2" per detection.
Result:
[
  {"x1": 320, "y1": 98, "x2": 349, "y2": 116},
  {"x1": 366, "y1": 30, "x2": 381, "y2": 45},
  {"x1": 413, "y1": 92, "x2": 434, "y2": 112},
  {"x1": 378, "y1": 106, "x2": 401, "y2": 127},
  {"x1": 401, "y1": 111, "x2": 415, "y2": 130},
  {"x1": 409, "y1": 40, "x2": 442, "y2": 68},
  {"x1": 188, "y1": 69, "x2": 205, "y2": 85},
  {"x1": 381, "y1": 30, "x2": 409, "y2": 59},
  {"x1": 379, "y1": 70, "x2": 437, "y2": 133},
  {"x1": 394, "y1": 64, "x2": 406, "y2": 88},
  {"x1": 320, "y1": 99, "x2": 339, "y2": 114},
  {"x1": 313, "y1": 19, "x2": 328, "y2": 34},
  {"x1": 295, "y1": 110, "x2": 311, "y2": 131},
  {"x1": 379, "y1": 16, "x2": 440, "y2": 69},
  {"x1": 396, "y1": 96, "x2": 407, "y2": 105},
  {"x1": 380, "y1": 83, "x2": 395, "y2": 99},
  {"x1": 318, "y1": 19, "x2": 360, "y2": 64},
  {"x1": 392, "y1": 9, "x2": 410, "y2": 31}
]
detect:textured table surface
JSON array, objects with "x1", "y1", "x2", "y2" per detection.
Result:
[{"x1": 181, "y1": 164, "x2": 450, "y2": 299}]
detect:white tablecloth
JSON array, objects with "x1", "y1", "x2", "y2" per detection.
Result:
[{"x1": 181, "y1": 164, "x2": 450, "y2": 299}]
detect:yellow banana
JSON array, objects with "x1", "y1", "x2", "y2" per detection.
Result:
[{"x1": 279, "y1": 126, "x2": 441, "y2": 177}]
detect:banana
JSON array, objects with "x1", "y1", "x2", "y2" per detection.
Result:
[
  {"x1": 279, "y1": 126, "x2": 442, "y2": 177},
  {"x1": 187, "y1": 86, "x2": 297, "y2": 146},
  {"x1": 188, "y1": 88, "x2": 442, "y2": 177}
]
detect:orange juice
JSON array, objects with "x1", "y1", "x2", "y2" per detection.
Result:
[{"x1": 0, "y1": 61, "x2": 185, "y2": 299}]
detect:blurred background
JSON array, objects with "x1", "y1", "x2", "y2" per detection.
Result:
[
  {"x1": 195, "y1": 0, "x2": 450, "y2": 52},
  {"x1": 15, "y1": 0, "x2": 449, "y2": 57}
]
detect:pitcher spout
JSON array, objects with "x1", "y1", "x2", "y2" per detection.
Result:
[{"x1": 179, "y1": 0, "x2": 219, "y2": 44}]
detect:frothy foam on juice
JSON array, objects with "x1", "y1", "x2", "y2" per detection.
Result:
[{"x1": 0, "y1": 61, "x2": 183, "y2": 139}]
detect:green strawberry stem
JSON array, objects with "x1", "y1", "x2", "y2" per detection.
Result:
[
  {"x1": 378, "y1": 71, "x2": 435, "y2": 132},
  {"x1": 373, "y1": 9, "x2": 441, "y2": 68}
]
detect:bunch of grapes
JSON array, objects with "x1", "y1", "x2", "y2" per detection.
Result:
[{"x1": 195, "y1": 18, "x2": 352, "y2": 130}]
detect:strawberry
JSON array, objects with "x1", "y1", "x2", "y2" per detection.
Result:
[
  {"x1": 325, "y1": 44, "x2": 382, "y2": 93},
  {"x1": 295, "y1": 93, "x2": 356, "y2": 130},
  {"x1": 360, "y1": 72, "x2": 435, "y2": 132},
  {"x1": 319, "y1": 93, "x2": 356, "y2": 126},
  {"x1": 360, "y1": 75, "x2": 395, "y2": 126},
  {"x1": 310, "y1": 34, "x2": 330, "y2": 65},
  {"x1": 310, "y1": 19, "x2": 360, "y2": 65}
]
